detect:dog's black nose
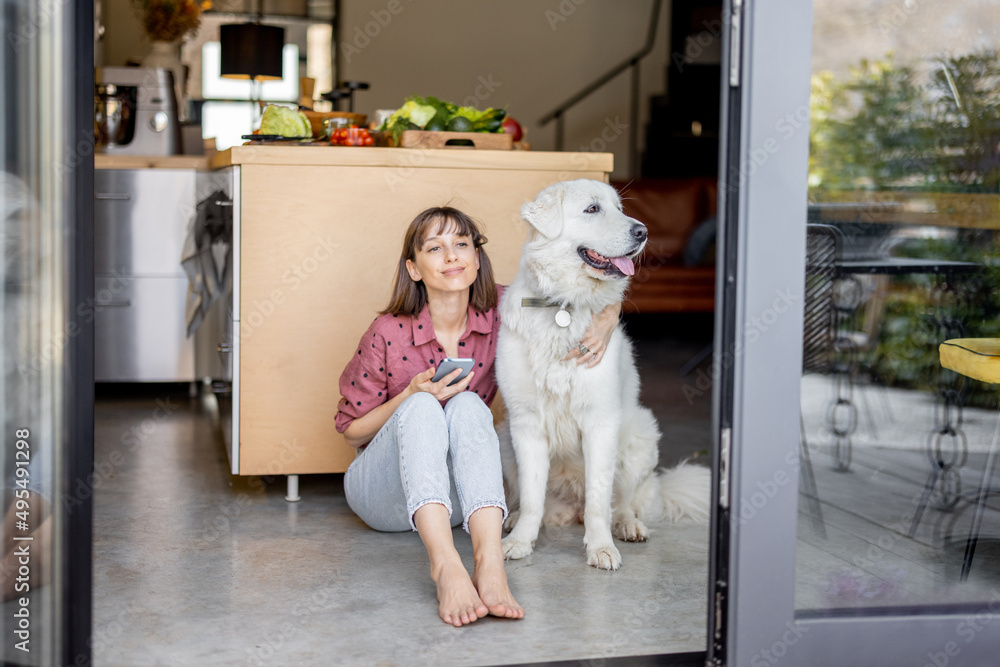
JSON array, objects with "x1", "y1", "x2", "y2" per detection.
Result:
[{"x1": 631, "y1": 223, "x2": 648, "y2": 242}]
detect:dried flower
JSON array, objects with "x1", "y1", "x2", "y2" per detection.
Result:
[{"x1": 133, "y1": 0, "x2": 212, "y2": 42}]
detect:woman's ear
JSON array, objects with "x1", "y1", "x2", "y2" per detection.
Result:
[
  {"x1": 405, "y1": 258, "x2": 421, "y2": 282},
  {"x1": 475, "y1": 248, "x2": 481, "y2": 271}
]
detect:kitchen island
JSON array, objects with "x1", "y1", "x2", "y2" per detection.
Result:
[{"x1": 211, "y1": 145, "x2": 613, "y2": 489}]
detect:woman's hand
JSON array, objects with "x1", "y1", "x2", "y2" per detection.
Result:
[
  {"x1": 409, "y1": 366, "x2": 476, "y2": 401},
  {"x1": 343, "y1": 367, "x2": 476, "y2": 448},
  {"x1": 563, "y1": 301, "x2": 621, "y2": 367}
]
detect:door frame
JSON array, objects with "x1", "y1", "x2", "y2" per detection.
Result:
[
  {"x1": 714, "y1": 1, "x2": 1000, "y2": 665},
  {"x1": 68, "y1": 0, "x2": 96, "y2": 663}
]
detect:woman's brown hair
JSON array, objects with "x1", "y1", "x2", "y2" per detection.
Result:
[{"x1": 381, "y1": 207, "x2": 498, "y2": 316}]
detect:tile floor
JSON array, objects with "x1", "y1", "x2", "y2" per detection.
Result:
[{"x1": 92, "y1": 315, "x2": 716, "y2": 666}]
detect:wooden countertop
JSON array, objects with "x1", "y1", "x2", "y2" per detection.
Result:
[
  {"x1": 211, "y1": 145, "x2": 614, "y2": 172},
  {"x1": 94, "y1": 154, "x2": 214, "y2": 170}
]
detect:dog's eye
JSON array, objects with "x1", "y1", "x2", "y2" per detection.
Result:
[{"x1": 585, "y1": 204, "x2": 601, "y2": 214}]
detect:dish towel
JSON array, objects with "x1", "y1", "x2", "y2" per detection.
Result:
[{"x1": 181, "y1": 190, "x2": 232, "y2": 337}]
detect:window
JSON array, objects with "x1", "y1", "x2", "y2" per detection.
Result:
[
  {"x1": 180, "y1": 13, "x2": 334, "y2": 152},
  {"x1": 201, "y1": 42, "x2": 299, "y2": 150}
]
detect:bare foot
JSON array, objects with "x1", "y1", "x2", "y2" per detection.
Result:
[
  {"x1": 472, "y1": 555, "x2": 525, "y2": 619},
  {"x1": 432, "y1": 559, "x2": 488, "y2": 627}
]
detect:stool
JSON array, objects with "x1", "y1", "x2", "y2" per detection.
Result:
[{"x1": 938, "y1": 338, "x2": 1000, "y2": 581}]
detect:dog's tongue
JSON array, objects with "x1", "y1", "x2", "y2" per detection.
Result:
[{"x1": 610, "y1": 256, "x2": 635, "y2": 276}]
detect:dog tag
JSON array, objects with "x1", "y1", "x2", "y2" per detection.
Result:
[{"x1": 555, "y1": 309, "x2": 571, "y2": 327}]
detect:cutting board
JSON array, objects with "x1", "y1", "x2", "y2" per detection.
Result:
[{"x1": 397, "y1": 130, "x2": 513, "y2": 150}]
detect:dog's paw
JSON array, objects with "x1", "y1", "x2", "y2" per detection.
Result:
[
  {"x1": 613, "y1": 516, "x2": 649, "y2": 542},
  {"x1": 587, "y1": 543, "x2": 622, "y2": 571},
  {"x1": 503, "y1": 510, "x2": 520, "y2": 533},
  {"x1": 501, "y1": 536, "x2": 534, "y2": 560}
]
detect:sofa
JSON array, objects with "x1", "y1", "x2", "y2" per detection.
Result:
[{"x1": 611, "y1": 177, "x2": 718, "y2": 314}]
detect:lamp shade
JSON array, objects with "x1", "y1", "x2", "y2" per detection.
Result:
[{"x1": 220, "y1": 23, "x2": 285, "y2": 80}]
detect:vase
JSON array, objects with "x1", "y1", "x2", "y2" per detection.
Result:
[{"x1": 142, "y1": 40, "x2": 187, "y2": 122}]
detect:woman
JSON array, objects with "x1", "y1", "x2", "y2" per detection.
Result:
[{"x1": 335, "y1": 206, "x2": 620, "y2": 627}]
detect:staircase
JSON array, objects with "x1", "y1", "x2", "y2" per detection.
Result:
[
  {"x1": 537, "y1": 0, "x2": 723, "y2": 181},
  {"x1": 640, "y1": 0, "x2": 722, "y2": 179}
]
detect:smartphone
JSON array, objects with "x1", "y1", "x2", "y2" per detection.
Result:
[{"x1": 431, "y1": 358, "x2": 475, "y2": 386}]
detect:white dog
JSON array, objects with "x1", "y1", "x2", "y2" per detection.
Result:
[{"x1": 496, "y1": 179, "x2": 711, "y2": 571}]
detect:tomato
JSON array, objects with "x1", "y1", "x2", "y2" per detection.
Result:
[
  {"x1": 329, "y1": 124, "x2": 374, "y2": 147},
  {"x1": 501, "y1": 117, "x2": 523, "y2": 142}
]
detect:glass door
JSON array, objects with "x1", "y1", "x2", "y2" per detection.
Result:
[
  {"x1": 1, "y1": 0, "x2": 93, "y2": 664},
  {"x1": 713, "y1": 0, "x2": 1000, "y2": 664}
]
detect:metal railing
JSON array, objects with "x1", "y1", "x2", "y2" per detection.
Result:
[{"x1": 538, "y1": 0, "x2": 663, "y2": 177}]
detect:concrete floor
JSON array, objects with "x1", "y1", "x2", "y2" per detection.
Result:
[
  {"x1": 92, "y1": 316, "x2": 715, "y2": 666},
  {"x1": 90, "y1": 312, "x2": 1000, "y2": 664}
]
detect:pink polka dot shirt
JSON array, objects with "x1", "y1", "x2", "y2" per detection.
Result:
[{"x1": 334, "y1": 286, "x2": 505, "y2": 434}]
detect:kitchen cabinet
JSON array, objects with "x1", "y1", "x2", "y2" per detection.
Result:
[
  {"x1": 94, "y1": 167, "x2": 197, "y2": 381},
  {"x1": 211, "y1": 146, "x2": 613, "y2": 479},
  {"x1": 94, "y1": 159, "x2": 232, "y2": 383}
]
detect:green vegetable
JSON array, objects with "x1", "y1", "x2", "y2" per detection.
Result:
[
  {"x1": 425, "y1": 106, "x2": 451, "y2": 132},
  {"x1": 384, "y1": 95, "x2": 509, "y2": 142},
  {"x1": 451, "y1": 106, "x2": 488, "y2": 123},
  {"x1": 446, "y1": 116, "x2": 473, "y2": 132},
  {"x1": 423, "y1": 96, "x2": 457, "y2": 118},
  {"x1": 452, "y1": 105, "x2": 506, "y2": 131},
  {"x1": 258, "y1": 105, "x2": 311, "y2": 137},
  {"x1": 481, "y1": 116, "x2": 504, "y2": 132},
  {"x1": 385, "y1": 96, "x2": 444, "y2": 140},
  {"x1": 425, "y1": 117, "x2": 447, "y2": 132},
  {"x1": 401, "y1": 100, "x2": 437, "y2": 127},
  {"x1": 475, "y1": 108, "x2": 506, "y2": 132}
]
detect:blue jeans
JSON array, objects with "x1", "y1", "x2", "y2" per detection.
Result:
[{"x1": 343, "y1": 391, "x2": 507, "y2": 533}]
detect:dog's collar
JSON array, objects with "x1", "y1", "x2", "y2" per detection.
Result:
[
  {"x1": 520, "y1": 297, "x2": 564, "y2": 308},
  {"x1": 521, "y1": 297, "x2": 572, "y2": 327}
]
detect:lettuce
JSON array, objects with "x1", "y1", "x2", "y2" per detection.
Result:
[
  {"x1": 386, "y1": 98, "x2": 436, "y2": 131},
  {"x1": 259, "y1": 105, "x2": 311, "y2": 137},
  {"x1": 452, "y1": 106, "x2": 488, "y2": 123},
  {"x1": 385, "y1": 95, "x2": 508, "y2": 142}
]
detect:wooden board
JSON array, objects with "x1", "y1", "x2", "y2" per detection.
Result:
[{"x1": 398, "y1": 130, "x2": 513, "y2": 150}]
